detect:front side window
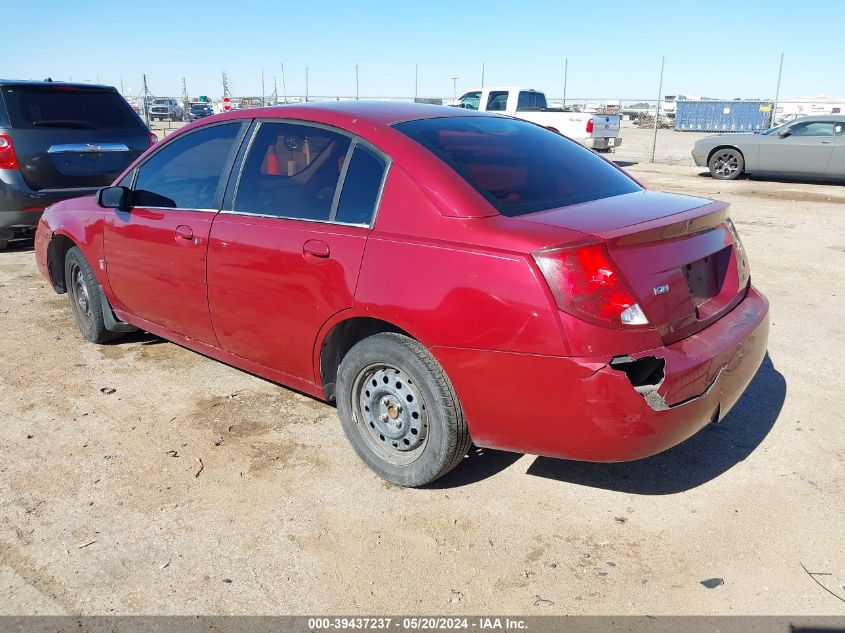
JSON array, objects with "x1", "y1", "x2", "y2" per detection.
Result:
[
  {"x1": 788, "y1": 121, "x2": 836, "y2": 137},
  {"x1": 458, "y1": 92, "x2": 481, "y2": 110},
  {"x1": 233, "y1": 122, "x2": 352, "y2": 221},
  {"x1": 133, "y1": 122, "x2": 241, "y2": 209},
  {"x1": 394, "y1": 116, "x2": 641, "y2": 216}
]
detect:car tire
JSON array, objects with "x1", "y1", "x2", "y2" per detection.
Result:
[
  {"x1": 336, "y1": 332, "x2": 471, "y2": 487},
  {"x1": 64, "y1": 247, "x2": 123, "y2": 344},
  {"x1": 0, "y1": 239, "x2": 9, "y2": 251},
  {"x1": 708, "y1": 148, "x2": 744, "y2": 180}
]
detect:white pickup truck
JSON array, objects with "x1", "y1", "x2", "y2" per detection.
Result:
[{"x1": 454, "y1": 87, "x2": 621, "y2": 151}]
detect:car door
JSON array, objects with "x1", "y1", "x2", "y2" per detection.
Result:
[
  {"x1": 103, "y1": 121, "x2": 246, "y2": 344},
  {"x1": 757, "y1": 119, "x2": 835, "y2": 176},
  {"x1": 826, "y1": 121, "x2": 845, "y2": 178},
  {"x1": 207, "y1": 120, "x2": 389, "y2": 382}
]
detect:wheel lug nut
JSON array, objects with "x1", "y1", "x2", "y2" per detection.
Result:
[{"x1": 379, "y1": 414, "x2": 387, "y2": 422}]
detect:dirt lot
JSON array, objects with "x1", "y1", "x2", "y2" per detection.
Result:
[{"x1": 1, "y1": 163, "x2": 843, "y2": 615}]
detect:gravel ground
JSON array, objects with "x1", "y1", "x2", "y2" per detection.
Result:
[{"x1": 0, "y1": 163, "x2": 843, "y2": 615}]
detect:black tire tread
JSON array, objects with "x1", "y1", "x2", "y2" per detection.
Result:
[
  {"x1": 338, "y1": 332, "x2": 471, "y2": 486},
  {"x1": 65, "y1": 246, "x2": 122, "y2": 344}
]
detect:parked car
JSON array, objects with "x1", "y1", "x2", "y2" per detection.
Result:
[
  {"x1": 188, "y1": 102, "x2": 214, "y2": 121},
  {"x1": 693, "y1": 115, "x2": 845, "y2": 180},
  {"x1": 147, "y1": 97, "x2": 183, "y2": 121},
  {"x1": 0, "y1": 80, "x2": 155, "y2": 250},
  {"x1": 455, "y1": 87, "x2": 622, "y2": 151},
  {"x1": 35, "y1": 102, "x2": 769, "y2": 486}
]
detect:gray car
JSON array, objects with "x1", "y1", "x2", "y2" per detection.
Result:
[{"x1": 692, "y1": 114, "x2": 845, "y2": 181}]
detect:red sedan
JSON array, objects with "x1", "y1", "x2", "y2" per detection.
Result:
[{"x1": 34, "y1": 102, "x2": 769, "y2": 486}]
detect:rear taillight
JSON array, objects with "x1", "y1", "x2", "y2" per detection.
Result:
[
  {"x1": 586, "y1": 119, "x2": 594, "y2": 134},
  {"x1": 725, "y1": 218, "x2": 750, "y2": 289},
  {"x1": 533, "y1": 242, "x2": 648, "y2": 327},
  {"x1": 149, "y1": 132, "x2": 159, "y2": 146},
  {"x1": 0, "y1": 133, "x2": 18, "y2": 169}
]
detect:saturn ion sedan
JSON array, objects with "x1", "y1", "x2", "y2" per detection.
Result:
[{"x1": 35, "y1": 102, "x2": 769, "y2": 486}]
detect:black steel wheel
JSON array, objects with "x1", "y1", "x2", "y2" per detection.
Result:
[
  {"x1": 64, "y1": 246, "x2": 123, "y2": 344},
  {"x1": 336, "y1": 333, "x2": 471, "y2": 486}
]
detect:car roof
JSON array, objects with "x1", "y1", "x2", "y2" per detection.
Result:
[
  {"x1": 217, "y1": 100, "x2": 490, "y2": 126},
  {"x1": 0, "y1": 78, "x2": 117, "y2": 90},
  {"x1": 787, "y1": 114, "x2": 844, "y2": 121}
]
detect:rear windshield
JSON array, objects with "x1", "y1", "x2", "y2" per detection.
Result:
[
  {"x1": 394, "y1": 116, "x2": 640, "y2": 216},
  {"x1": 2, "y1": 86, "x2": 143, "y2": 130}
]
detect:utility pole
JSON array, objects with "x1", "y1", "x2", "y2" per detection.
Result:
[
  {"x1": 481, "y1": 62, "x2": 485, "y2": 89},
  {"x1": 181, "y1": 77, "x2": 188, "y2": 122},
  {"x1": 355, "y1": 65, "x2": 359, "y2": 101},
  {"x1": 141, "y1": 74, "x2": 151, "y2": 127},
  {"x1": 450, "y1": 76, "x2": 459, "y2": 101},
  {"x1": 305, "y1": 66, "x2": 310, "y2": 103},
  {"x1": 261, "y1": 68, "x2": 265, "y2": 107},
  {"x1": 273, "y1": 76, "x2": 279, "y2": 105},
  {"x1": 414, "y1": 64, "x2": 419, "y2": 102},
  {"x1": 281, "y1": 62, "x2": 287, "y2": 104},
  {"x1": 772, "y1": 53, "x2": 784, "y2": 128},
  {"x1": 650, "y1": 56, "x2": 665, "y2": 164},
  {"x1": 563, "y1": 58, "x2": 568, "y2": 108},
  {"x1": 120, "y1": 75, "x2": 124, "y2": 95}
]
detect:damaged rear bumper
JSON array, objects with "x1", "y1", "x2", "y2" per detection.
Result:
[{"x1": 432, "y1": 286, "x2": 769, "y2": 462}]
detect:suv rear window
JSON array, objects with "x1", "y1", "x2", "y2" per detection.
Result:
[
  {"x1": 2, "y1": 86, "x2": 143, "y2": 130},
  {"x1": 394, "y1": 116, "x2": 640, "y2": 216}
]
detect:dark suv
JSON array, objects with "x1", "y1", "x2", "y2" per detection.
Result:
[{"x1": 0, "y1": 80, "x2": 153, "y2": 249}]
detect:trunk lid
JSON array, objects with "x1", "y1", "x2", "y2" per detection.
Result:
[
  {"x1": 521, "y1": 190, "x2": 748, "y2": 343},
  {"x1": 0, "y1": 84, "x2": 149, "y2": 191}
]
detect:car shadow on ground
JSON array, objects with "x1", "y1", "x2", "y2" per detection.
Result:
[
  {"x1": 435, "y1": 353, "x2": 785, "y2": 493},
  {"x1": 613, "y1": 160, "x2": 639, "y2": 168}
]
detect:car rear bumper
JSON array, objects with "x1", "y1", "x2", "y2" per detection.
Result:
[
  {"x1": 584, "y1": 136, "x2": 622, "y2": 150},
  {"x1": 0, "y1": 169, "x2": 97, "y2": 231},
  {"x1": 432, "y1": 285, "x2": 769, "y2": 462}
]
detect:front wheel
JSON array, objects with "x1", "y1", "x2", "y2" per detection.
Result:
[
  {"x1": 708, "y1": 148, "x2": 744, "y2": 180},
  {"x1": 65, "y1": 247, "x2": 123, "y2": 344},
  {"x1": 336, "y1": 333, "x2": 471, "y2": 487}
]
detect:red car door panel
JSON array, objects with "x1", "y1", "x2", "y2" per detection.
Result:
[
  {"x1": 207, "y1": 214, "x2": 368, "y2": 380},
  {"x1": 104, "y1": 208, "x2": 217, "y2": 344}
]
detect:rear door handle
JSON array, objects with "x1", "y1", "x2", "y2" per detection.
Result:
[
  {"x1": 175, "y1": 225, "x2": 194, "y2": 240},
  {"x1": 303, "y1": 239, "x2": 330, "y2": 258}
]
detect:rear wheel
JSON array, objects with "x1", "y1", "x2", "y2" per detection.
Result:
[
  {"x1": 65, "y1": 247, "x2": 123, "y2": 344},
  {"x1": 336, "y1": 333, "x2": 471, "y2": 487},
  {"x1": 708, "y1": 148, "x2": 744, "y2": 180}
]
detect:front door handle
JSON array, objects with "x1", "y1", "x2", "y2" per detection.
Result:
[
  {"x1": 303, "y1": 239, "x2": 330, "y2": 258},
  {"x1": 175, "y1": 225, "x2": 194, "y2": 240}
]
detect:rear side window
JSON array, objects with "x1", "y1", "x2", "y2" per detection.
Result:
[
  {"x1": 486, "y1": 91, "x2": 509, "y2": 112},
  {"x1": 133, "y1": 122, "x2": 241, "y2": 209},
  {"x1": 1, "y1": 86, "x2": 143, "y2": 130},
  {"x1": 233, "y1": 122, "x2": 351, "y2": 222},
  {"x1": 336, "y1": 145, "x2": 387, "y2": 225},
  {"x1": 516, "y1": 91, "x2": 546, "y2": 112},
  {"x1": 394, "y1": 116, "x2": 641, "y2": 216}
]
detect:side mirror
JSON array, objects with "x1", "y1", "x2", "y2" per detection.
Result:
[
  {"x1": 97, "y1": 186, "x2": 131, "y2": 210},
  {"x1": 778, "y1": 130, "x2": 791, "y2": 138}
]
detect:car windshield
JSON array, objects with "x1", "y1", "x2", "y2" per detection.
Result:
[
  {"x1": 394, "y1": 116, "x2": 640, "y2": 216},
  {"x1": 191, "y1": 103, "x2": 210, "y2": 110},
  {"x1": 2, "y1": 85, "x2": 143, "y2": 130}
]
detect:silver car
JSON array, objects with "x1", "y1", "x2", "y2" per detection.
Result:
[{"x1": 692, "y1": 115, "x2": 845, "y2": 181}]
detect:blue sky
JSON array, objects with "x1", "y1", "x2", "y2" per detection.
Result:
[{"x1": 4, "y1": 0, "x2": 842, "y2": 100}]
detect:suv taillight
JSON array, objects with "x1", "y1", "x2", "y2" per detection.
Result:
[
  {"x1": 533, "y1": 242, "x2": 648, "y2": 327},
  {"x1": 0, "y1": 133, "x2": 18, "y2": 169},
  {"x1": 149, "y1": 132, "x2": 159, "y2": 146},
  {"x1": 585, "y1": 119, "x2": 594, "y2": 134}
]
